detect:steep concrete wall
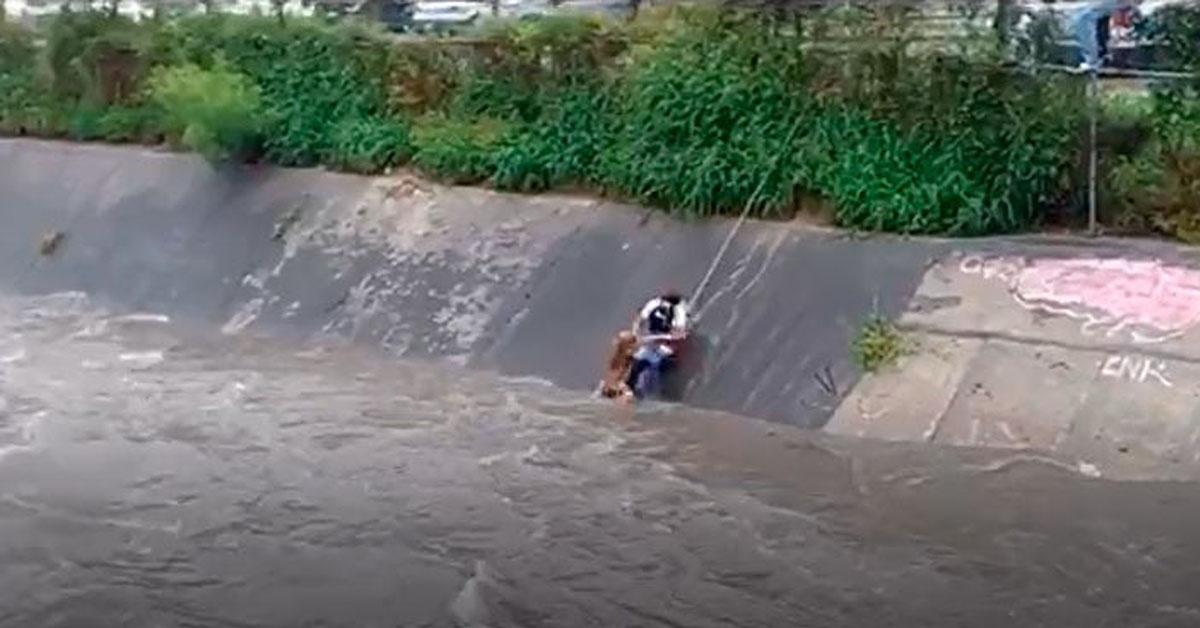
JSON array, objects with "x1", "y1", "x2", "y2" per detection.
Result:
[
  {"x1": 6, "y1": 139, "x2": 1200, "y2": 478},
  {"x1": 0, "y1": 139, "x2": 937, "y2": 428}
]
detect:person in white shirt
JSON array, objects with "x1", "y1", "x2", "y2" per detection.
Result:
[
  {"x1": 626, "y1": 291, "x2": 689, "y2": 396},
  {"x1": 631, "y1": 292, "x2": 689, "y2": 339}
]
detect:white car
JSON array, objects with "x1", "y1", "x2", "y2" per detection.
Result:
[
  {"x1": 411, "y1": 0, "x2": 490, "y2": 30},
  {"x1": 555, "y1": 0, "x2": 629, "y2": 16},
  {"x1": 497, "y1": 0, "x2": 551, "y2": 19},
  {"x1": 220, "y1": 0, "x2": 316, "y2": 17}
]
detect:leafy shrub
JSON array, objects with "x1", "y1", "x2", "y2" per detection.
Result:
[
  {"x1": 67, "y1": 105, "x2": 104, "y2": 140},
  {"x1": 98, "y1": 105, "x2": 161, "y2": 142},
  {"x1": 411, "y1": 115, "x2": 508, "y2": 183},
  {"x1": 1142, "y1": 4, "x2": 1200, "y2": 70},
  {"x1": 1109, "y1": 87, "x2": 1200, "y2": 241},
  {"x1": 455, "y1": 14, "x2": 626, "y2": 123},
  {"x1": 66, "y1": 102, "x2": 156, "y2": 142},
  {"x1": 0, "y1": 21, "x2": 34, "y2": 78},
  {"x1": 149, "y1": 61, "x2": 264, "y2": 161},
  {"x1": 586, "y1": 6, "x2": 1081, "y2": 233},
  {"x1": 44, "y1": 8, "x2": 153, "y2": 105},
  {"x1": 0, "y1": 21, "x2": 44, "y2": 133},
  {"x1": 329, "y1": 115, "x2": 411, "y2": 174},
  {"x1": 491, "y1": 85, "x2": 613, "y2": 192},
  {"x1": 1102, "y1": 89, "x2": 1155, "y2": 126},
  {"x1": 385, "y1": 44, "x2": 459, "y2": 115},
  {"x1": 598, "y1": 11, "x2": 806, "y2": 218},
  {"x1": 156, "y1": 15, "x2": 397, "y2": 166}
]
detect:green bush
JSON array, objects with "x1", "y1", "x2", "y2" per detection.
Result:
[
  {"x1": 1109, "y1": 87, "x2": 1200, "y2": 241},
  {"x1": 44, "y1": 9, "x2": 153, "y2": 105},
  {"x1": 598, "y1": 12, "x2": 806, "y2": 218},
  {"x1": 329, "y1": 115, "x2": 411, "y2": 174},
  {"x1": 491, "y1": 85, "x2": 614, "y2": 192},
  {"x1": 0, "y1": 21, "x2": 46, "y2": 134},
  {"x1": 591, "y1": 7, "x2": 1079, "y2": 233},
  {"x1": 154, "y1": 15, "x2": 398, "y2": 166},
  {"x1": 384, "y1": 44, "x2": 459, "y2": 115},
  {"x1": 1103, "y1": 5, "x2": 1200, "y2": 241},
  {"x1": 66, "y1": 105, "x2": 104, "y2": 140},
  {"x1": 96, "y1": 104, "x2": 160, "y2": 142},
  {"x1": 411, "y1": 115, "x2": 508, "y2": 183},
  {"x1": 454, "y1": 14, "x2": 624, "y2": 122},
  {"x1": 1102, "y1": 89, "x2": 1155, "y2": 126},
  {"x1": 149, "y1": 61, "x2": 264, "y2": 161},
  {"x1": 1144, "y1": 4, "x2": 1200, "y2": 70}
]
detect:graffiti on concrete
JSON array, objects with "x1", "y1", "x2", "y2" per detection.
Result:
[
  {"x1": 959, "y1": 255, "x2": 1024, "y2": 283},
  {"x1": 961, "y1": 255, "x2": 1200, "y2": 344},
  {"x1": 1100, "y1": 354, "x2": 1173, "y2": 387}
]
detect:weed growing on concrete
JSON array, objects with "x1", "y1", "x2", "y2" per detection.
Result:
[{"x1": 853, "y1": 315, "x2": 905, "y2": 373}]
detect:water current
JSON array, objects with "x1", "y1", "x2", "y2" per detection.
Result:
[{"x1": 0, "y1": 291, "x2": 1198, "y2": 627}]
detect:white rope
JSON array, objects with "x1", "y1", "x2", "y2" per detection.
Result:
[
  {"x1": 688, "y1": 115, "x2": 807, "y2": 320},
  {"x1": 687, "y1": 176, "x2": 769, "y2": 316}
]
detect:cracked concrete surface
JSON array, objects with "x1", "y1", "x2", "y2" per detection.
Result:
[{"x1": 829, "y1": 250, "x2": 1200, "y2": 480}]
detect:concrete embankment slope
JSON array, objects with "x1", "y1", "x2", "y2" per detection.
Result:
[
  {"x1": 829, "y1": 239, "x2": 1200, "y2": 480},
  {"x1": 6, "y1": 139, "x2": 1200, "y2": 479},
  {"x1": 0, "y1": 139, "x2": 933, "y2": 428}
]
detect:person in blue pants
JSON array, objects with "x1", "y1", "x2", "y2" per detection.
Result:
[
  {"x1": 1068, "y1": 0, "x2": 1136, "y2": 69},
  {"x1": 626, "y1": 292, "x2": 689, "y2": 398}
]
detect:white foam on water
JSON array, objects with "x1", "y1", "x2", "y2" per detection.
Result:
[
  {"x1": 0, "y1": 410, "x2": 45, "y2": 464},
  {"x1": 0, "y1": 346, "x2": 25, "y2": 364},
  {"x1": 112, "y1": 313, "x2": 171, "y2": 325},
  {"x1": 118, "y1": 351, "x2": 165, "y2": 370}
]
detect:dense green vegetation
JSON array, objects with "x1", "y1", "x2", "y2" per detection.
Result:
[
  {"x1": 1104, "y1": 5, "x2": 1200, "y2": 241},
  {"x1": 0, "y1": 4, "x2": 1196, "y2": 238}
]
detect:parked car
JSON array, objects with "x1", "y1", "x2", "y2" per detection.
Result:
[
  {"x1": 555, "y1": 0, "x2": 631, "y2": 18},
  {"x1": 411, "y1": 0, "x2": 489, "y2": 31},
  {"x1": 497, "y1": 0, "x2": 551, "y2": 19}
]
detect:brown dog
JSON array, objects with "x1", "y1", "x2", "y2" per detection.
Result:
[{"x1": 598, "y1": 330, "x2": 637, "y2": 401}]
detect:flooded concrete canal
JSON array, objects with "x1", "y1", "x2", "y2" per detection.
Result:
[{"x1": 0, "y1": 291, "x2": 1197, "y2": 627}]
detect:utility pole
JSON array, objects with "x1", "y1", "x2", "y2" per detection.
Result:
[
  {"x1": 994, "y1": 0, "x2": 1014, "y2": 46},
  {"x1": 1087, "y1": 67, "x2": 1099, "y2": 236}
]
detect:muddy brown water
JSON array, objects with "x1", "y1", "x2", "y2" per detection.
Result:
[{"x1": 0, "y1": 291, "x2": 1198, "y2": 628}]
